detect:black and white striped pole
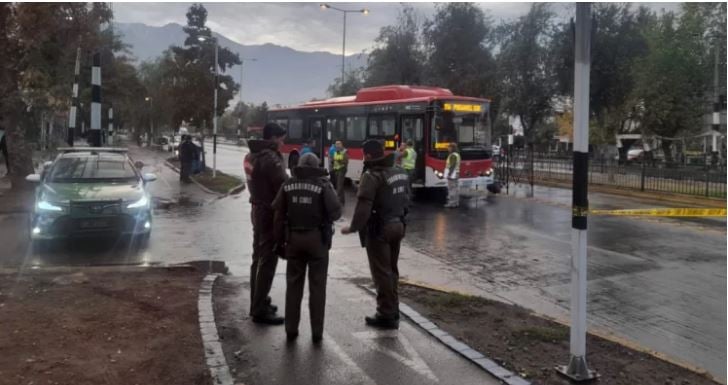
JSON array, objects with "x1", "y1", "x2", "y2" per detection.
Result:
[
  {"x1": 67, "y1": 47, "x2": 81, "y2": 146},
  {"x1": 108, "y1": 106, "x2": 113, "y2": 146},
  {"x1": 89, "y1": 52, "x2": 102, "y2": 147},
  {"x1": 557, "y1": 3, "x2": 597, "y2": 381}
]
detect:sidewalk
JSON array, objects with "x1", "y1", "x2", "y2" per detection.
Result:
[{"x1": 213, "y1": 274, "x2": 503, "y2": 385}]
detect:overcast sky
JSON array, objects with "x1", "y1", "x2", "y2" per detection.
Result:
[{"x1": 113, "y1": 2, "x2": 680, "y2": 55}]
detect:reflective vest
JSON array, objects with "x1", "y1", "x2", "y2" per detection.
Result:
[
  {"x1": 402, "y1": 148, "x2": 416, "y2": 170},
  {"x1": 446, "y1": 152, "x2": 461, "y2": 179},
  {"x1": 333, "y1": 150, "x2": 347, "y2": 171},
  {"x1": 283, "y1": 178, "x2": 325, "y2": 230}
]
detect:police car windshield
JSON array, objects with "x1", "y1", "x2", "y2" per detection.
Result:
[{"x1": 49, "y1": 154, "x2": 139, "y2": 183}]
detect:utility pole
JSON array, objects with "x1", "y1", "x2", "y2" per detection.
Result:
[
  {"x1": 711, "y1": 35, "x2": 721, "y2": 166},
  {"x1": 556, "y1": 3, "x2": 597, "y2": 381}
]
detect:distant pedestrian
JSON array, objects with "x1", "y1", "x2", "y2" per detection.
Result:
[
  {"x1": 444, "y1": 143, "x2": 461, "y2": 208},
  {"x1": 178, "y1": 135, "x2": 198, "y2": 183},
  {"x1": 332, "y1": 140, "x2": 349, "y2": 205},
  {"x1": 244, "y1": 122, "x2": 289, "y2": 325},
  {"x1": 301, "y1": 139, "x2": 314, "y2": 156},
  {"x1": 328, "y1": 143, "x2": 336, "y2": 172},
  {"x1": 273, "y1": 153, "x2": 341, "y2": 343},
  {"x1": 0, "y1": 122, "x2": 9, "y2": 175},
  {"x1": 341, "y1": 140, "x2": 410, "y2": 329}
]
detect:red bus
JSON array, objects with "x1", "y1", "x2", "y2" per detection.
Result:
[{"x1": 268, "y1": 85, "x2": 497, "y2": 192}]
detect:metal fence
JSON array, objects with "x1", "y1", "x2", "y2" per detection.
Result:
[{"x1": 495, "y1": 149, "x2": 727, "y2": 198}]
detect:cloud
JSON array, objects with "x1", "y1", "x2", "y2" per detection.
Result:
[{"x1": 113, "y1": 2, "x2": 682, "y2": 54}]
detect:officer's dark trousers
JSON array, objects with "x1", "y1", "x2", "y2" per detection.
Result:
[
  {"x1": 365, "y1": 222, "x2": 405, "y2": 319},
  {"x1": 180, "y1": 161, "x2": 192, "y2": 182},
  {"x1": 334, "y1": 168, "x2": 347, "y2": 205},
  {"x1": 285, "y1": 229, "x2": 329, "y2": 337},
  {"x1": 250, "y1": 205, "x2": 279, "y2": 317}
]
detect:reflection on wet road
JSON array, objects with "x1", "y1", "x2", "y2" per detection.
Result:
[{"x1": 1, "y1": 144, "x2": 724, "y2": 381}]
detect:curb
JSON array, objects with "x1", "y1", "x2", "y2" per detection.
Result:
[
  {"x1": 361, "y1": 285, "x2": 531, "y2": 385},
  {"x1": 163, "y1": 160, "x2": 245, "y2": 198},
  {"x1": 199, "y1": 274, "x2": 236, "y2": 385}
]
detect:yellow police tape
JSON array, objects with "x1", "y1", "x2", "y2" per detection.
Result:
[{"x1": 588, "y1": 207, "x2": 727, "y2": 217}]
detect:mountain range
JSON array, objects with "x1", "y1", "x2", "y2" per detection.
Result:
[{"x1": 115, "y1": 22, "x2": 368, "y2": 106}]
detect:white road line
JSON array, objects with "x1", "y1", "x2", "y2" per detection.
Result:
[
  {"x1": 353, "y1": 330, "x2": 439, "y2": 382},
  {"x1": 324, "y1": 331, "x2": 377, "y2": 385}
]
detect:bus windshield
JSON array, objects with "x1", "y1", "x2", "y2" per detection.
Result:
[{"x1": 431, "y1": 104, "x2": 491, "y2": 160}]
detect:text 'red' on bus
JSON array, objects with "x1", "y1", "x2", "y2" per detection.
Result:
[{"x1": 267, "y1": 85, "x2": 498, "y2": 193}]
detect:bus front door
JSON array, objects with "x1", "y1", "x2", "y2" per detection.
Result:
[
  {"x1": 308, "y1": 118, "x2": 325, "y2": 167},
  {"x1": 400, "y1": 115, "x2": 425, "y2": 184}
]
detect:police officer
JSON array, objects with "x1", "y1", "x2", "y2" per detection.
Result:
[
  {"x1": 341, "y1": 140, "x2": 409, "y2": 329},
  {"x1": 272, "y1": 153, "x2": 341, "y2": 342},
  {"x1": 444, "y1": 143, "x2": 461, "y2": 208},
  {"x1": 244, "y1": 122, "x2": 288, "y2": 325}
]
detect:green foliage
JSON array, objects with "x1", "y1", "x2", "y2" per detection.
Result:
[
  {"x1": 327, "y1": 69, "x2": 364, "y2": 97},
  {"x1": 423, "y1": 3, "x2": 496, "y2": 97},
  {"x1": 496, "y1": 3, "x2": 557, "y2": 140},
  {"x1": 629, "y1": 4, "x2": 719, "y2": 161},
  {"x1": 364, "y1": 6, "x2": 425, "y2": 86},
  {"x1": 166, "y1": 3, "x2": 241, "y2": 129}
]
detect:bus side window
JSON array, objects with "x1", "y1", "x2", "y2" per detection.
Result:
[{"x1": 288, "y1": 118, "x2": 303, "y2": 140}]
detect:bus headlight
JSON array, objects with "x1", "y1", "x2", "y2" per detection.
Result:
[
  {"x1": 435, "y1": 171, "x2": 444, "y2": 179},
  {"x1": 480, "y1": 168, "x2": 493, "y2": 177}
]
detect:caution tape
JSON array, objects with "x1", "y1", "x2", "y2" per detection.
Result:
[{"x1": 588, "y1": 207, "x2": 727, "y2": 217}]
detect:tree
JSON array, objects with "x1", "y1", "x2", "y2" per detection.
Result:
[
  {"x1": 168, "y1": 3, "x2": 241, "y2": 130},
  {"x1": 496, "y1": 3, "x2": 557, "y2": 142},
  {"x1": 364, "y1": 6, "x2": 425, "y2": 86},
  {"x1": 327, "y1": 69, "x2": 364, "y2": 97},
  {"x1": 423, "y1": 3, "x2": 496, "y2": 97},
  {"x1": 630, "y1": 5, "x2": 714, "y2": 162},
  {"x1": 0, "y1": 3, "x2": 114, "y2": 184}
]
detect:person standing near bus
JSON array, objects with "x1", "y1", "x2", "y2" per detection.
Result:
[
  {"x1": 272, "y1": 153, "x2": 341, "y2": 342},
  {"x1": 341, "y1": 140, "x2": 410, "y2": 329},
  {"x1": 401, "y1": 140, "x2": 416, "y2": 195},
  {"x1": 332, "y1": 140, "x2": 349, "y2": 205},
  {"x1": 444, "y1": 143, "x2": 461, "y2": 208},
  {"x1": 244, "y1": 122, "x2": 288, "y2": 325}
]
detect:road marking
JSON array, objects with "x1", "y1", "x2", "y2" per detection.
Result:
[
  {"x1": 324, "y1": 332, "x2": 377, "y2": 385},
  {"x1": 353, "y1": 330, "x2": 439, "y2": 382},
  {"x1": 589, "y1": 207, "x2": 726, "y2": 217}
]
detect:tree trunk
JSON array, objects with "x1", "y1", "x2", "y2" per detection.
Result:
[
  {"x1": 661, "y1": 140, "x2": 674, "y2": 166},
  {"x1": 2, "y1": 100, "x2": 36, "y2": 190}
]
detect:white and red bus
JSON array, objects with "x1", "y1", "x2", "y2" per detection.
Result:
[{"x1": 267, "y1": 85, "x2": 497, "y2": 192}]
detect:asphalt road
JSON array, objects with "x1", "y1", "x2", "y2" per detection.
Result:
[{"x1": 2, "y1": 144, "x2": 724, "y2": 381}]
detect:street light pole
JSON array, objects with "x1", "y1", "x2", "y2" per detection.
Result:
[
  {"x1": 213, "y1": 41, "x2": 218, "y2": 178},
  {"x1": 320, "y1": 4, "x2": 368, "y2": 91},
  {"x1": 556, "y1": 3, "x2": 597, "y2": 381}
]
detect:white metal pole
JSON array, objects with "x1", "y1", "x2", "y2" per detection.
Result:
[
  {"x1": 557, "y1": 3, "x2": 597, "y2": 381},
  {"x1": 213, "y1": 42, "x2": 219, "y2": 178},
  {"x1": 342, "y1": 12, "x2": 347, "y2": 87}
]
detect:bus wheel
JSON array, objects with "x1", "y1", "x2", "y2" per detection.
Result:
[{"x1": 288, "y1": 152, "x2": 299, "y2": 170}]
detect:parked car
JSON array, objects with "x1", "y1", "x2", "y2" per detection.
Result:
[{"x1": 25, "y1": 147, "x2": 157, "y2": 248}]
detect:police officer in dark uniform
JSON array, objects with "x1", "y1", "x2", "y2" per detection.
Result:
[
  {"x1": 244, "y1": 122, "x2": 288, "y2": 325},
  {"x1": 272, "y1": 153, "x2": 341, "y2": 342},
  {"x1": 341, "y1": 140, "x2": 410, "y2": 329}
]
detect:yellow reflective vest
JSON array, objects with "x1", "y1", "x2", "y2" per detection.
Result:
[
  {"x1": 402, "y1": 147, "x2": 416, "y2": 170},
  {"x1": 333, "y1": 150, "x2": 347, "y2": 171},
  {"x1": 445, "y1": 152, "x2": 460, "y2": 179}
]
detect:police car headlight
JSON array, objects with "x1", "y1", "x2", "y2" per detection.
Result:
[
  {"x1": 37, "y1": 200, "x2": 64, "y2": 212},
  {"x1": 436, "y1": 171, "x2": 444, "y2": 179},
  {"x1": 127, "y1": 195, "x2": 150, "y2": 209}
]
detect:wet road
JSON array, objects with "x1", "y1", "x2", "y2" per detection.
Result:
[{"x1": 2, "y1": 144, "x2": 725, "y2": 381}]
